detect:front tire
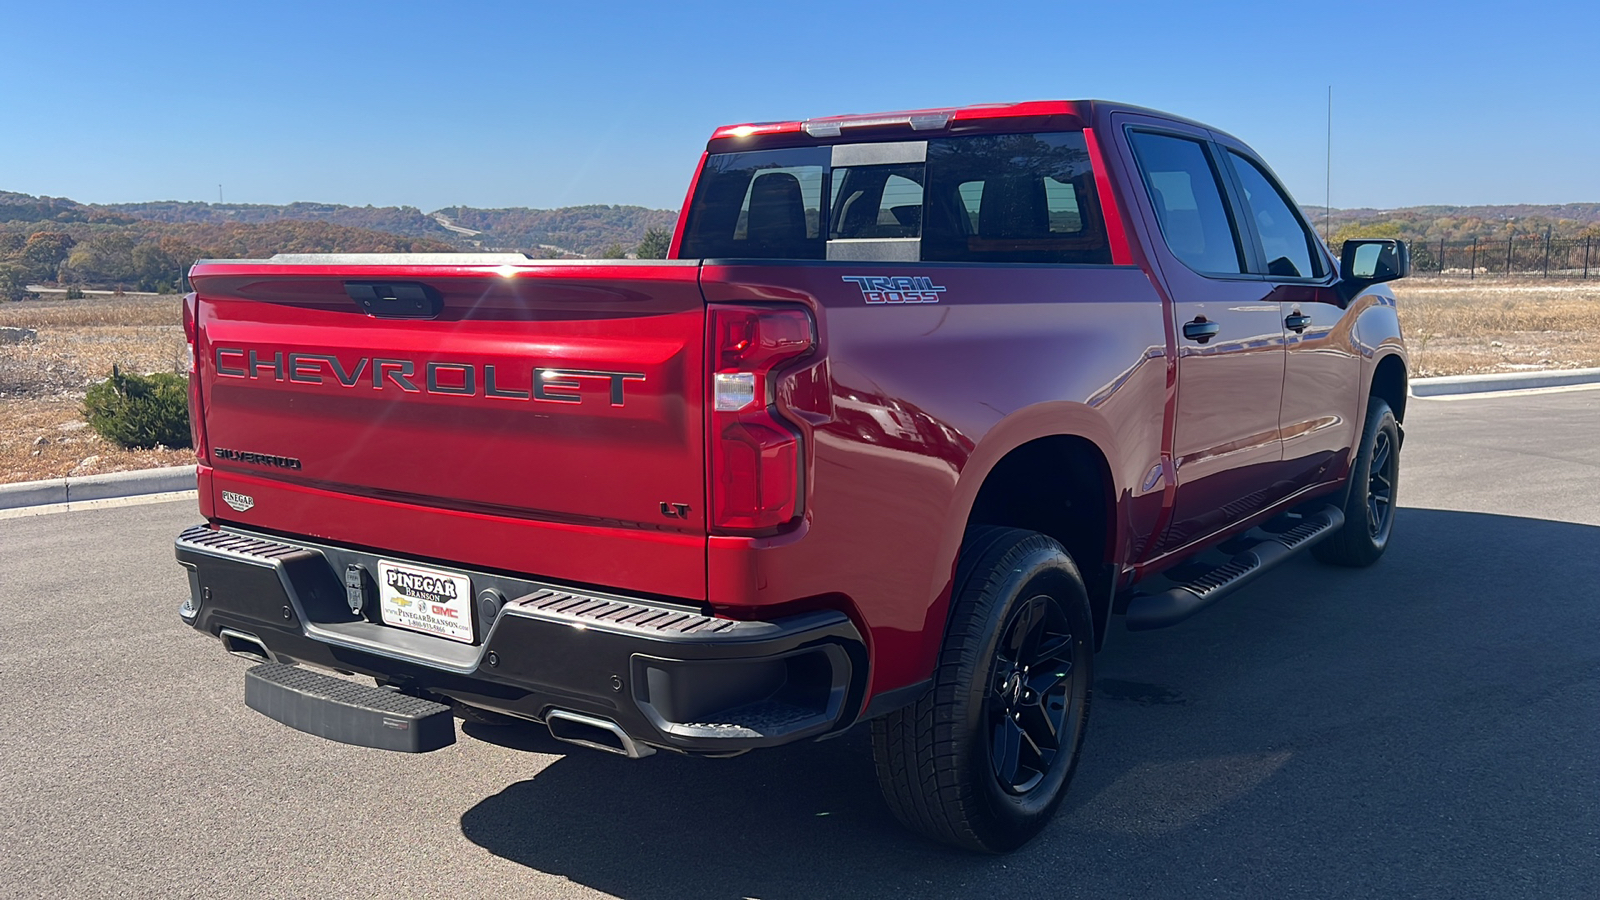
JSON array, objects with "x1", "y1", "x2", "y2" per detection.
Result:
[
  {"x1": 1313, "y1": 397, "x2": 1400, "y2": 567},
  {"x1": 870, "y1": 526, "x2": 1093, "y2": 852}
]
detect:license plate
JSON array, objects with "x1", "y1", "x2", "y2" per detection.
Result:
[{"x1": 376, "y1": 560, "x2": 474, "y2": 643}]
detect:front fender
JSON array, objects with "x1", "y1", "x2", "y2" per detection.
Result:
[{"x1": 1351, "y1": 286, "x2": 1409, "y2": 413}]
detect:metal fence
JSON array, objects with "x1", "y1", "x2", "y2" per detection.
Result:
[{"x1": 1335, "y1": 235, "x2": 1599, "y2": 279}]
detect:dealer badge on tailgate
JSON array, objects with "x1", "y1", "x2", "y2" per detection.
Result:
[{"x1": 377, "y1": 560, "x2": 474, "y2": 643}]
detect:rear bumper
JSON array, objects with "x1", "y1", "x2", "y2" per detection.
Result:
[{"x1": 175, "y1": 525, "x2": 867, "y2": 755}]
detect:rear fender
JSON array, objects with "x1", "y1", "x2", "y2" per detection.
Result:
[{"x1": 917, "y1": 402, "x2": 1126, "y2": 668}]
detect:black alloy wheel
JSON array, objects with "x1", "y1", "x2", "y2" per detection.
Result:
[
  {"x1": 988, "y1": 594, "x2": 1079, "y2": 795},
  {"x1": 1314, "y1": 396, "x2": 1400, "y2": 568},
  {"x1": 871, "y1": 525, "x2": 1094, "y2": 852},
  {"x1": 1366, "y1": 427, "x2": 1396, "y2": 540}
]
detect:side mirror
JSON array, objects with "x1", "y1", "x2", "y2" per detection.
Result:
[
  {"x1": 1340, "y1": 239, "x2": 1409, "y2": 287},
  {"x1": 1336, "y1": 239, "x2": 1409, "y2": 306}
]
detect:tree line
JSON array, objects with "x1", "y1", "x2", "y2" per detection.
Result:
[
  {"x1": 1306, "y1": 204, "x2": 1600, "y2": 247},
  {"x1": 0, "y1": 220, "x2": 456, "y2": 299},
  {"x1": 102, "y1": 199, "x2": 680, "y2": 257},
  {"x1": 0, "y1": 219, "x2": 675, "y2": 300},
  {"x1": 12, "y1": 185, "x2": 1600, "y2": 302}
]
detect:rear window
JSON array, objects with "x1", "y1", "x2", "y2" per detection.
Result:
[
  {"x1": 831, "y1": 166, "x2": 924, "y2": 239},
  {"x1": 681, "y1": 132, "x2": 1110, "y2": 264}
]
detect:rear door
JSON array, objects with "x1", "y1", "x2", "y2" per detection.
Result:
[
  {"x1": 189, "y1": 258, "x2": 707, "y2": 598},
  {"x1": 1113, "y1": 116, "x2": 1289, "y2": 554}
]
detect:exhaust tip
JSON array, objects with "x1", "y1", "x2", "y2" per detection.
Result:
[
  {"x1": 219, "y1": 628, "x2": 273, "y2": 663},
  {"x1": 545, "y1": 709, "x2": 655, "y2": 759}
]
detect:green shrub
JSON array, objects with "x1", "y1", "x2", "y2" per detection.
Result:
[
  {"x1": 635, "y1": 226, "x2": 671, "y2": 259},
  {"x1": 83, "y1": 368, "x2": 192, "y2": 449},
  {"x1": 0, "y1": 263, "x2": 32, "y2": 301}
]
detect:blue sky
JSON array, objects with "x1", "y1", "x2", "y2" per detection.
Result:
[{"x1": 3, "y1": 0, "x2": 1596, "y2": 212}]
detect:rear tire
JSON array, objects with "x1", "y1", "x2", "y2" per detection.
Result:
[
  {"x1": 1313, "y1": 397, "x2": 1400, "y2": 568},
  {"x1": 870, "y1": 526, "x2": 1093, "y2": 852}
]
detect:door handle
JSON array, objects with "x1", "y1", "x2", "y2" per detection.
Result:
[
  {"x1": 1182, "y1": 317, "x2": 1220, "y2": 343},
  {"x1": 1285, "y1": 313, "x2": 1311, "y2": 334}
]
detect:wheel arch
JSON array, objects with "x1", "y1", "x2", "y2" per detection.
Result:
[
  {"x1": 936, "y1": 406, "x2": 1125, "y2": 655},
  {"x1": 1351, "y1": 292, "x2": 1408, "y2": 425},
  {"x1": 964, "y1": 435, "x2": 1119, "y2": 648},
  {"x1": 1370, "y1": 352, "x2": 1408, "y2": 423}
]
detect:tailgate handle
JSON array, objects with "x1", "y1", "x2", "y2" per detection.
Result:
[{"x1": 346, "y1": 282, "x2": 443, "y2": 319}]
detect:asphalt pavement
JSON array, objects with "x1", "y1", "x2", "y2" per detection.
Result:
[{"x1": 2, "y1": 388, "x2": 1598, "y2": 899}]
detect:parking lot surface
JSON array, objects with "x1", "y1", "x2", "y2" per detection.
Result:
[{"x1": 2, "y1": 389, "x2": 1597, "y2": 899}]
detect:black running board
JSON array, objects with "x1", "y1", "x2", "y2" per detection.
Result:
[
  {"x1": 244, "y1": 663, "x2": 456, "y2": 752},
  {"x1": 1124, "y1": 506, "x2": 1345, "y2": 631}
]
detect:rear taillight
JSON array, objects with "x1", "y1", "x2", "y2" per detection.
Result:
[
  {"x1": 707, "y1": 305, "x2": 815, "y2": 534},
  {"x1": 182, "y1": 292, "x2": 208, "y2": 464}
]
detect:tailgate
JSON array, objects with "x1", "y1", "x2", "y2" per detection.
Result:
[{"x1": 188, "y1": 257, "x2": 707, "y2": 599}]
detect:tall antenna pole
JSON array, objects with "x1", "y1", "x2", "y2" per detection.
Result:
[
  {"x1": 1325, "y1": 86, "x2": 1332, "y2": 243},
  {"x1": 218, "y1": 184, "x2": 223, "y2": 204}
]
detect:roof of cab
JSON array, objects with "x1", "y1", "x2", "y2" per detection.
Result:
[{"x1": 706, "y1": 99, "x2": 1226, "y2": 147}]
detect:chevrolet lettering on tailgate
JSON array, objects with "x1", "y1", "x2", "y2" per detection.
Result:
[{"x1": 213, "y1": 348, "x2": 646, "y2": 406}]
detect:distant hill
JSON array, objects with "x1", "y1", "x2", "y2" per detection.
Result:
[
  {"x1": 8, "y1": 185, "x2": 1599, "y2": 298},
  {"x1": 1303, "y1": 203, "x2": 1600, "y2": 245},
  {"x1": 0, "y1": 190, "x2": 138, "y2": 226},
  {"x1": 0, "y1": 191, "x2": 457, "y2": 294},
  {"x1": 103, "y1": 200, "x2": 445, "y2": 241},
  {"x1": 99, "y1": 199, "x2": 680, "y2": 258},
  {"x1": 438, "y1": 205, "x2": 680, "y2": 257},
  {"x1": 96, "y1": 196, "x2": 1600, "y2": 255},
  {"x1": 0, "y1": 188, "x2": 681, "y2": 295}
]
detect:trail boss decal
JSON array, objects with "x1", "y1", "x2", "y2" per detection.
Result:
[
  {"x1": 841, "y1": 275, "x2": 947, "y2": 304},
  {"x1": 213, "y1": 348, "x2": 645, "y2": 407}
]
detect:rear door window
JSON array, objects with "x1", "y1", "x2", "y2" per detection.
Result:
[{"x1": 1127, "y1": 131, "x2": 1246, "y2": 275}]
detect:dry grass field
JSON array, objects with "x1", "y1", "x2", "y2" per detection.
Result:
[
  {"x1": 0, "y1": 293, "x2": 191, "y2": 483},
  {"x1": 1391, "y1": 278, "x2": 1600, "y2": 376},
  {"x1": 1, "y1": 278, "x2": 1598, "y2": 484}
]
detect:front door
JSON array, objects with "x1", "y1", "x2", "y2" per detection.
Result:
[
  {"x1": 1217, "y1": 143, "x2": 1361, "y2": 494},
  {"x1": 1115, "y1": 118, "x2": 1289, "y2": 555}
]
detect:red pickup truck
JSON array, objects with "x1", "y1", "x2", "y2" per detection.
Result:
[{"x1": 175, "y1": 99, "x2": 1409, "y2": 852}]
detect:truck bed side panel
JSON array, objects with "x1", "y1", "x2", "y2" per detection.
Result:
[{"x1": 702, "y1": 262, "x2": 1168, "y2": 696}]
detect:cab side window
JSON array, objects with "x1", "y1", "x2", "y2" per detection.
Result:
[
  {"x1": 921, "y1": 132, "x2": 1111, "y2": 265},
  {"x1": 680, "y1": 147, "x2": 829, "y2": 259},
  {"x1": 1128, "y1": 131, "x2": 1245, "y2": 275},
  {"x1": 1227, "y1": 152, "x2": 1325, "y2": 279}
]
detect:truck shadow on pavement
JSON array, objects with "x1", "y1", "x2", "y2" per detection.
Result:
[{"x1": 459, "y1": 508, "x2": 1600, "y2": 900}]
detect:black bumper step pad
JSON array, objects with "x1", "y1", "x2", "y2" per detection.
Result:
[{"x1": 244, "y1": 663, "x2": 455, "y2": 753}]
